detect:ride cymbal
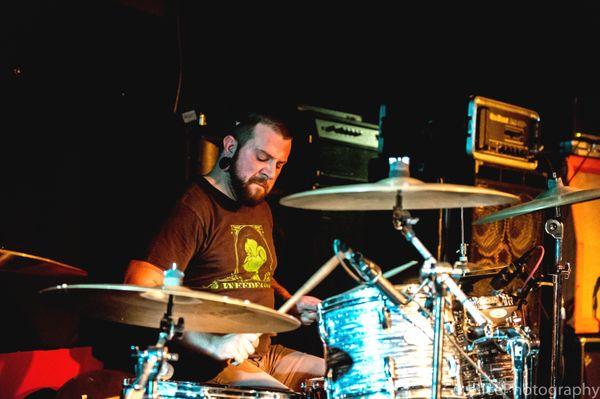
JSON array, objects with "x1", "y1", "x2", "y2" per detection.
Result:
[{"x1": 280, "y1": 177, "x2": 519, "y2": 211}]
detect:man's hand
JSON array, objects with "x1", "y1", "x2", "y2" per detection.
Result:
[
  {"x1": 183, "y1": 332, "x2": 260, "y2": 365},
  {"x1": 209, "y1": 333, "x2": 260, "y2": 365},
  {"x1": 294, "y1": 296, "x2": 321, "y2": 325}
]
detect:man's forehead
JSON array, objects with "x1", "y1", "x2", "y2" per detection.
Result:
[{"x1": 249, "y1": 124, "x2": 291, "y2": 155}]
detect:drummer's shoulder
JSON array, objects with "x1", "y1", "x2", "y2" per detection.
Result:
[{"x1": 175, "y1": 181, "x2": 219, "y2": 219}]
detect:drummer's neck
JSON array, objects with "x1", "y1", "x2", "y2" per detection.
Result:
[{"x1": 204, "y1": 167, "x2": 237, "y2": 201}]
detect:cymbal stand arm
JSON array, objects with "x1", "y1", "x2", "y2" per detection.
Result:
[
  {"x1": 393, "y1": 195, "x2": 486, "y2": 326},
  {"x1": 393, "y1": 194, "x2": 435, "y2": 266}
]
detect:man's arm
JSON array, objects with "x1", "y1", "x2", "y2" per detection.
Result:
[
  {"x1": 124, "y1": 260, "x2": 165, "y2": 287},
  {"x1": 271, "y1": 278, "x2": 292, "y2": 300},
  {"x1": 271, "y1": 278, "x2": 321, "y2": 325},
  {"x1": 124, "y1": 259, "x2": 259, "y2": 364}
]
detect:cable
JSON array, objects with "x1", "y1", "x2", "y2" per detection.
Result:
[
  {"x1": 172, "y1": 0, "x2": 183, "y2": 114},
  {"x1": 521, "y1": 245, "x2": 545, "y2": 290}
]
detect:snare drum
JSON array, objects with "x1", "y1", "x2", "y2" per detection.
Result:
[
  {"x1": 318, "y1": 284, "x2": 464, "y2": 399},
  {"x1": 122, "y1": 379, "x2": 303, "y2": 399},
  {"x1": 455, "y1": 295, "x2": 538, "y2": 398}
]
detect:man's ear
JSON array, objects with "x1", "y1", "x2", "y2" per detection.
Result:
[{"x1": 222, "y1": 135, "x2": 238, "y2": 156}]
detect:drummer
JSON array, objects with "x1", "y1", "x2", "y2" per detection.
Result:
[{"x1": 124, "y1": 113, "x2": 325, "y2": 391}]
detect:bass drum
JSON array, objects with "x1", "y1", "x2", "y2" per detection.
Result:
[{"x1": 318, "y1": 284, "x2": 464, "y2": 399}]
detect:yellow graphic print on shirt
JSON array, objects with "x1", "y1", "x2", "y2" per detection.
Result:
[{"x1": 204, "y1": 224, "x2": 273, "y2": 290}]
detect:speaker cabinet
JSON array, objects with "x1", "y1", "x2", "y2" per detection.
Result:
[
  {"x1": 468, "y1": 166, "x2": 547, "y2": 335},
  {"x1": 567, "y1": 155, "x2": 600, "y2": 335},
  {"x1": 578, "y1": 337, "x2": 600, "y2": 398},
  {"x1": 470, "y1": 174, "x2": 545, "y2": 268}
]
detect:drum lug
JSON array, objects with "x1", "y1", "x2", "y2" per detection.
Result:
[
  {"x1": 380, "y1": 307, "x2": 393, "y2": 330},
  {"x1": 384, "y1": 356, "x2": 397, "y2": 380}
]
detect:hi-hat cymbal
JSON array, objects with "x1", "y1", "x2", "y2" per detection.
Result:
[
  {"x1": 280, "y1": 177, "x2": 519, "y2": 211},
  {"x1": 40, "y1": 284, "x2": 300, "y2": 334},
  {"x1": 0, "y1": 249, "x2": 87, "y2": 277},
  {"x1": 460, "y1": 264, "x2": 506, "y2": 280},
  {"x1": 474, "y1": 178, "x2": 600, "y2": 225}
]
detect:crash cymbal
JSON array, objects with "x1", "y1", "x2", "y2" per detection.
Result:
[
  {"x1": 0, "y1": 249, "x2": 87, "y2": 277},
  {"x1": 280, "y1": 177, "x2": 519, "y2": 211},
  {"x1": 40, "y1": 284, "x2": 300, "y2": 334},
  {"x1": 473, "y1": 177, "x2": 600, "y2": 225}
]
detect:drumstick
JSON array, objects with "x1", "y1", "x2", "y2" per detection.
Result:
[
  {"x1": 277, "y1": 253, "x2": 342, "y2": 314},
  {"x1": 382, "y1": 260, "x2": 419, "y2": 279}
]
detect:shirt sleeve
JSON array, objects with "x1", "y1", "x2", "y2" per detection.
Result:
[{"x1": 145, "y1": 202, "x2": 203, "y2": 272}]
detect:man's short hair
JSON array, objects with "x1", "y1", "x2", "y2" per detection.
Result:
[{"x1": 232, "y1": 113, "x2": 292, "y2": 149}]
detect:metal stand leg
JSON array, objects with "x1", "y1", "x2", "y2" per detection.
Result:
[
  {"x1": 124, "y1": 266, "x2": 185, "y2": 399},
  {"x1": 508, "y1": 335, "x2": 531, "y2": 399},
  {"x1": 431, "y1": 280, "x2": 446, "y2": 399}
]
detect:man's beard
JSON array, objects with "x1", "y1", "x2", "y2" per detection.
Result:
[{"x1": 229, "y1": 156, "x2": 269, "y2": 206}]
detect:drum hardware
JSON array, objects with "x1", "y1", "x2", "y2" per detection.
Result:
[
  {"x1": 122, "y1": 380, "x2": 304, "y2": 399},
  {"x1": 283, "y1": 159, "x2": 521, "y2": 399},
  {"x1": 41, "y1": 253, "x2": 347, "y2": 396},
  {"x1": 515, "y1": 253, "x2": 545, "y2": 311},
  {"x1": 336, "y1": 239, "x2": 509, "y2": 399},
  {"x1": 545, "y1": 215, "x2": 569, "y2": 399},
  {"x1": 318, "y1": 283, "x2": 468, "y2": 399},
  {"x1": 391, "y1": 201, "x2": 493, "y2": 399},
  {"x1": 280, "y1": 158, "x2": 569, "y2": 399},
  {"x1": 301, "y1": 377, "x2": 326, "y2": 399},
  {"x1": 123, "y1": 265, "x2": 185, "y2": 399},
  {"x1": 474, "y1": 173, "x2": 600, "y2": 398},
  {"x1": 489, "y1": 247, "x2": 541, "y2": 293},
  {"x1": 40, "y1": 264, "x2": 303, "y2": 399},
  {"x1": 505, "y1": 330, "x2": 539, "y2": 399},
  {"x1": 333, "y1": 175, "x2": 522, "y2": 397},
  {"x1": 458, "y1": 325, "x2": 538, "y2": 398}
]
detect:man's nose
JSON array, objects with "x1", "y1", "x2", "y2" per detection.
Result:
[{"x1": 261, "y1": 162, "x2": 276, "y2": 179}]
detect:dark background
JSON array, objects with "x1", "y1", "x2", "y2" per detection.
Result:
[{"x1": 2, "y1": 0, "x2": 600, "y2": 390}]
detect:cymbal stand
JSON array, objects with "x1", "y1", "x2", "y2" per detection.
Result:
[
  {"x1": 393, "y1": 193, "x2": 488, "y2": 399},
  {"x1": 457, "y1": 207, "x2": 469, "y2": 265},
  {"x1": 124, "y1": 266, "x2": 185, "y2": 399},
  {"x1": 545, "y1": 175, "x2": 571, "y2": 399}
]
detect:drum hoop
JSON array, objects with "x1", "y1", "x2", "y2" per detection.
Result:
[{"x1": 122, "y1": 379, "x2": 301, "y2": 398}]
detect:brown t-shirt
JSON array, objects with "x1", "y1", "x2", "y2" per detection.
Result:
[{"x1": 145, "y1": 176, "x2": 277, "y2": 353}]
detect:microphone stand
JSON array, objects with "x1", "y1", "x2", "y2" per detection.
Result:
[{"x1": 392, "y1": 193, "x2": 489, "y2": 399}]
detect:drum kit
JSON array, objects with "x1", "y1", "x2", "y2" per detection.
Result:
[{"x1": 13, "y1": 160, "x2": 600, "y2": 399}]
